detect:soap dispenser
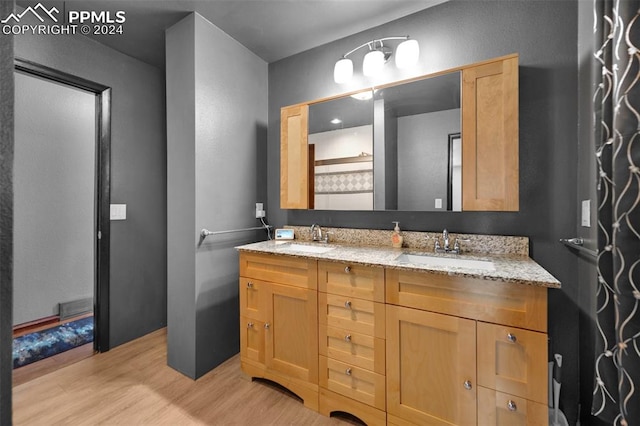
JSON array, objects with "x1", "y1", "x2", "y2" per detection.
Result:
[{"x1": 391, "y1": 221, "x2": 404, "y2": 248}]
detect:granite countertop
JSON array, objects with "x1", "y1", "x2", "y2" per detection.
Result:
[{"x1": 236, "y1": 240, "x2": 561, "y2": 288}]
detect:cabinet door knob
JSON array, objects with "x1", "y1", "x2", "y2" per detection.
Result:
[
  {"x1": 507, "y1": 400, "x2": 517, "y2": 411},
  {"x1": 247, "y1": 282, "x2": 253, "y2": 288},
  {"x1": 507, "y1": 333, "x2": 517, "y2": 343},
  {"x1": 345, "y1": 334, "x2": 351, "y2": 342},
  {"x1": 344, "y1": 300, "x2": 352, "y2": 308},
  {"x1": 345, "y1": 368, "x2": 352, "y2": 376},
  {"x1": 247, "y1": 322, "x2": 254, "y2": 328},
  {"x1": 463, "y1": 380, "x2": 472, "y2": 390},
  {"x1": 264, "y1": 323, "x2": 270, "y2": 329},
  {"x1": 344, "y1": 266, "x2": 351, "y2": 273}
]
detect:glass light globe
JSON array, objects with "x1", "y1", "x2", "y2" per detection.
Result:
[
  {"x1": 395, "y1": 39, "x2": 419, "y2": 69},
  {"x1": 333, "y1": 58, "x2": 353, "y2": 83},
  {"x1": 363, "y1": 50, "x2": 385, "y2": 77}
]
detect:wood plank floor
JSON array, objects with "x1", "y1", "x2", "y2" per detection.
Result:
[
  {"x1": 13, "y1": 343, "x2": 94, "y2": 387},
  {"x1": 13, "y1": 328, "x2": 359, "y2": 425}
]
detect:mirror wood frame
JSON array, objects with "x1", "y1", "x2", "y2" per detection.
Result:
[{"x1": 281, "y1": 53, "x2": 519, "y2": 212}]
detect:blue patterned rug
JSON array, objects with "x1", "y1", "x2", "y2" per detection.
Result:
[{"x1": 13, "y1": 317, "x2": 94, "y2": 368}]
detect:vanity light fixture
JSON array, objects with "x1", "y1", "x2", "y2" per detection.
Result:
[{"x1": 333, "y1": 36, "x2": 419, "y2": 83}]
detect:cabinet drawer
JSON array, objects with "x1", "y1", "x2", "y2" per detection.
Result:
[
  {"x1": 386, "y1": 269, "x2": 547, "y2": 332},
  {"x1": 319, "y1": 325, "x2": 385, "y2": 375},
  {"x1": 477, "y1": 386, "x2": 548, "y2": 426},
  {"x1": 239, "y1": 252, "x2": 317, "y2": 289},
  {"x1": 318, "y1": 261, "x2": 385, "y2": 302},
  {"x1": 477, "y1": 322, "x2": 548, "y2": 404},
  {"x1": 319, "y1": 356, "x2": 385, "y2": 410},
  {"x1": 239, "y1": 278, "x2": 267, "y2": 321},
  {"x1": 240, "y1": 316, "x2": 264, "y2": 364},
  {"x1": 319, "y1": 292, "x2": 385, "y2": 339}
]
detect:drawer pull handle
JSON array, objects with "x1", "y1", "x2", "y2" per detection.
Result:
[
  {"x1": 507, "y1": 333, "x2": 517, "y2": 343},
  {"x1": 264, "y1": 323, "x2": 270, "y2": 330},
  {"x1": 247, "y1": 322, "x2": 254, "y2": 328},
  {"x1": 344, "y1": 266, "x2": 351, "y2": 273},
  {"x1": 345, "y1": 300, "x2": 352, "y2": 309},
  {"x1": 345, "y1": 334, "x2": 352, "y2": 342},
  {"x1": 345, "y1": 368, "x2": 352, "y2": 376},
  {"x1": 463, "y1": 380, "x2": 472, "y2": 390},
  {"x1": 507, "y1": 400, "x2": 517, "y2": 411},
  {"x1": 247, "y1": 282, "x2": 253, "y2": 288}
]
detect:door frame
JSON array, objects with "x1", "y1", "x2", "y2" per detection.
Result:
[{"x1": 14, "y1": 58, "x2": 111, "y2": 352}]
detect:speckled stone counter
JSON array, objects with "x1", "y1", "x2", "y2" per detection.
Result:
[{"x1": 236, "y1": 239, "x2": 561, "y2": 288}]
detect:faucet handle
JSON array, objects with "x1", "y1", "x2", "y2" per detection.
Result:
[{"x1": 453, "y1": 238, "x2": 471, "y2": 252}]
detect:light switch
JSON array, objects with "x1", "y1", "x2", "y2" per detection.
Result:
[
  {"x1": 110, "y1": 204, "x2": 126, "y2": 221},
  {"x1": 435, "y1": 198, "x2": 443, "y2": 209},
  {"x1": 581, "y1": 200, "x2": 590, "y2": 227}
]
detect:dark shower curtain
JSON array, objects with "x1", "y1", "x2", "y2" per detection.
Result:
[{"x1": 593, "y1": 0, "x2": 640, "y2": 424}]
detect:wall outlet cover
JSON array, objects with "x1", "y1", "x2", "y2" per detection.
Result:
[
  {"x1": 110, "y1": 204, "x2": 126, "y2": 221},
  {"x1": 581, "y1": 200, "x2": 591, "y2": 227}
]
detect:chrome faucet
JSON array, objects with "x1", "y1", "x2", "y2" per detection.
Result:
[
  {"x1": 442, "y1": 229, "x2": 450, "y2": 252},
  {"x1": 434, "y1": 229, "x2": 469, "y2": 254},
  {"x1": 310, "y1": 224, "x2": 323, "y2": 242}
]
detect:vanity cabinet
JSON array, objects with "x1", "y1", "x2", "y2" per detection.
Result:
[
  {"x1": 239, "y1": 252, "x2": 319, "y2": 410},
  {"x1": 385, "y1": 268, "x2": 548, "y2": 426},
  {"x1": 317, "y1": 261, "x2": 387, "y2": 425},
  {"x1": 238, "y1": 250, "x2": 550, "y2": 425}
]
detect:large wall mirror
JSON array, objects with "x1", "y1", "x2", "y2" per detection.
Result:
[
  {"x1": 308, "y1": 73, "x2": 461, "y2": 211},
  {"x1": 281, "y1": 54, "x2": 519, "y2": 212}
]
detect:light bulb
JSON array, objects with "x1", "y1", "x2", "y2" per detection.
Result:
[
  {"x1": 333, "y1": 58, "x2": 353, "y2": 83},
  {"x1": 363, "y1": 50, "x2": 385, "y2": 77},
  {"x1": 395, "y1": 39, "x2": 419, "y2": 69}
]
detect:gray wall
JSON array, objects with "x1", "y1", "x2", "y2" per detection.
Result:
[
  {"x1": 15, "y1": 25, "x2": 167, "y2": 348},
  {"x1": 577, "y1": 0, "x2": 603, "y2": 424},
  {"x1": 0, "y1": 1, "x2": 15, "y2": 421},
  {"x1": 269, "y1": 0, "x2": 581, "y2": 422},
  {"x1": 13, "y1": 73, "x2": 95, "y2": 325},
  {"x1": 167, "y1": 13, "x2": 268, "y2": 379}
]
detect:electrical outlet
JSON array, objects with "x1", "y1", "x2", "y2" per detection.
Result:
[
  {"x1": 581, "y1": 200, "x2": 591, "y2": 227},
  {"x1": 435, "y1": 198, "x2": 442, "y2": 209},
  {"x1": 255, "y1": 202, "x2": 265, "y2": 218}
]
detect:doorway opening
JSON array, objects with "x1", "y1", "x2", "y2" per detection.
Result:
[{"x1": 12, "y1": 59, "x2": 111, "y2": 383}]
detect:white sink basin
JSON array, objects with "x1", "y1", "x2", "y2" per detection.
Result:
[
  {"x1": 395, "y1": 253, "x2": 495, "y2": 271},
  {"x1": 280, "y1": 243, "x2": 336, "y2": 254}
]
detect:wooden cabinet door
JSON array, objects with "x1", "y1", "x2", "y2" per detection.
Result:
[
  {"x1": 462, "y1": 55, "x2": 518, "y2": 211},
  {"x1": 240, "y1": 316, "x2": 265, "y2": 364},
  {"x1": 239, "y1": 278, "x2": 268, "y2": 321},
  {"x1": 265, "y1": 283, "x2": 318, "y2": 384},
  {"x1": 477, "y1": 322, "x2": 548, "y2": 404},
  {"x1": 386, "y1": 305, "x2": 476, "y2": 426},
  {"x1": 281, "y1": 104, "x2": 309, "y2": 209},
  {"x1": 477, "y1": 387, "x2": 548, "y2": 426}
]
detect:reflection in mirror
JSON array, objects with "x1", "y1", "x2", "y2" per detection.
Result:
[
  {"x1": 308, "y1": 90, "x2": 374, "y2": 210},
  {"x1": 307, "y1": 72, "x2": 461, "y2": 211},
  {"x1": 375, "y1": 71, "x2": 461, "y2": 211},
  {"x1": 448, "y1": 133, "x2": 462, "y2": 211}
]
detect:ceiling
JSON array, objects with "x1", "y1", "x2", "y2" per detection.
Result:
[{"x1": 17, "y1": 0, "x2": 447, "y2": 68}]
